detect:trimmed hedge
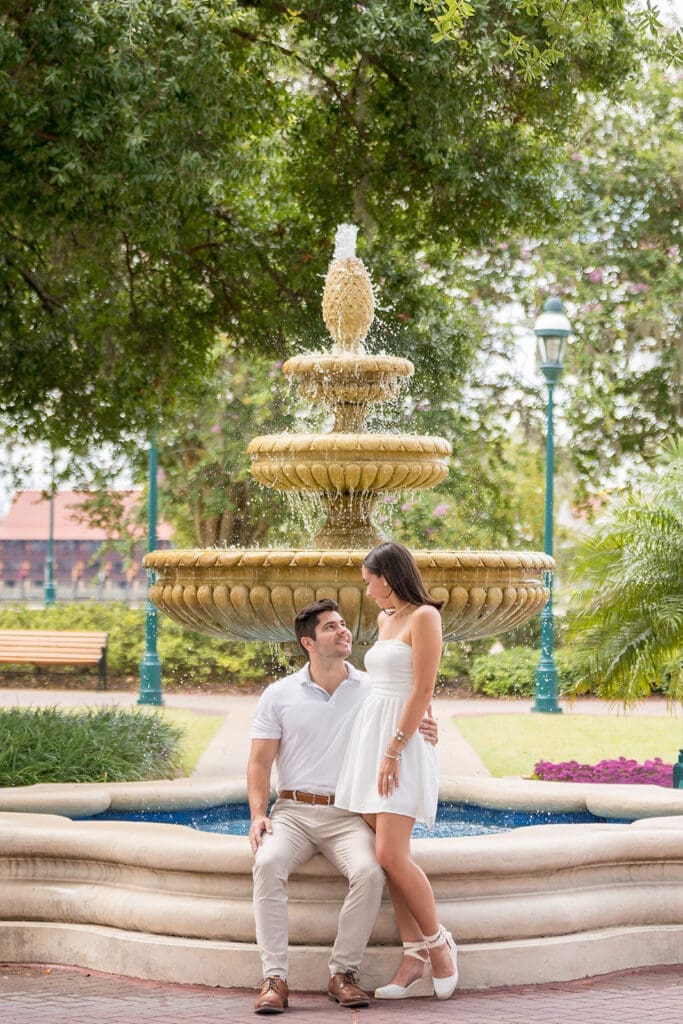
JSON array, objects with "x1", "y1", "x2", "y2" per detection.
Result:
[
  {"x1": 0, "y1": 603, "x2": 287, "y2": 688},
  {"x1": 467, "y1": 644, "x2": 680, "y2": 700},
  {"x1": 468, "y1": 646, "x2": 584, "y2": 698},
  {"x1": 5, "y1": 605, "x2": 669, "y2": 699}
]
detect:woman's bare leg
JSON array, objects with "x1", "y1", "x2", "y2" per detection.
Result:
[
  {"x1": 363, "y1": 813, "x2": 428, "y2": 986},
  {"x1": 381, "y1": 878, "x2": 431, "y2": 987},
  {"x1": 374, "y1": 813, "x2": 455, "y2": 979}
]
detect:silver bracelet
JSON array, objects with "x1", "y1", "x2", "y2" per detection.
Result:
[{"x1": 384, "y1": 751, "x2": 402, "y2": 760}]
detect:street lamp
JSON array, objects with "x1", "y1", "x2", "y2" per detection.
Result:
[
  {"x1": 532, "y1": 296, "x2": 572, "y2": 714},
  {"x1": 138, "y1": 434, "x2": 163, "y2": 706}
]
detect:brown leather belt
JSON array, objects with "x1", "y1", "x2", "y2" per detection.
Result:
[{"x1": 279, "y1": 790, "x2": 335, "y2": 806}]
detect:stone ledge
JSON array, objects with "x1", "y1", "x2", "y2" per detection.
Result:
[{"x1": 1, "y1": 922, "x2": 680, "y2": 991}]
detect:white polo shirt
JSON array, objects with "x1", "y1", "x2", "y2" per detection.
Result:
[{"x1": 251, "y1": 662, "x2": 370, "y2": 795}]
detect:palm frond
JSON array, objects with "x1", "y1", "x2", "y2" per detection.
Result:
[{"x1": 567, "y1": 436, "x2": 683, "y2": 706}]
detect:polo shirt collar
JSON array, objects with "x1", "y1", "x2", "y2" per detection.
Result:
[{"x1": 299, "y1": 661, "x2": 362, "y2": 690}]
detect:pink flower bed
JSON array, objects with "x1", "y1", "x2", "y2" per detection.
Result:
[{"x1": 534, "y1": 756, "x2": 673, "y2": 787}]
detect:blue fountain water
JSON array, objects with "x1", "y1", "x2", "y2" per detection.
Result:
[{"x1": 79, "y1": 801, "x2": 627, "y2": 838}]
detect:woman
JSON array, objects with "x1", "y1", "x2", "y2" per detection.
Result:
[{"x1": 334, "y1": 541, "x2": 458, "y2": 1000}]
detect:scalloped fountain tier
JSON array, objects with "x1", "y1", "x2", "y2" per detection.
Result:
[
  {"x1": 145, "y1": 225, "x2": 552, "y2": 656},
  {"x1": 146, "y1": 548, "x2": 552, "y2": 647}
]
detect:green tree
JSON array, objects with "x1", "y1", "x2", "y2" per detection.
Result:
[
  {"x1": 463, "y1": 64, "x2": 682, "y2": 501},
  {"x1": 376, "y1": 430, "x2": 546, "y2": 551},
  {"x1": 566, "y1": 437, "x2": 683, "y2": 705},
  {"x1": 156, "y1": 342, "x2": 299, "y2": 547},
  {"x1": 420, "y1": 0, "x2": 683, "y2": 69},
  {"x1": 1, "y1": 0, "x2": 653, "y2": 452}
]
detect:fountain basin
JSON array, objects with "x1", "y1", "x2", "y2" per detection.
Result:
[
  {"x1": 282, "y1": 352, "x2": 414, "y2": 407},
  {"x1": 1, "y1": 775, "x2": 681, "y2": 991},
  {"x1": 80, "y1": 799, "x2": 626, "y2": 836},
  {"x1": 144, "y1": 548, "x2": 553, "y2": 648},
  {"x1": 248, "y1": 433, "x2": 451, "y2": 491}
]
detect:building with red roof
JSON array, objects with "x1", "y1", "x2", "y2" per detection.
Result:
[{"x1": 0, "y1": 491, "x2": 172, "y2": 600}]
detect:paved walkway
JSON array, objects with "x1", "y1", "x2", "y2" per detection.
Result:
[
  {"x1": 1, "y1": 962, "x2": 681, "y2": 1024},
  {"x1": 1, "y1": 688, "x2": 678, "y2": 782}
]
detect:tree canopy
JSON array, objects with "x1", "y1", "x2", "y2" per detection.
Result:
[
  {"x1": 1, "y1": 0, "x2": 653, "y2": 449},
  {"x1": 459, "y1": 62, "x2": 682, "y2": 499}
]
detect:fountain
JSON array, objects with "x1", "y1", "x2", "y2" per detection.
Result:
[
  {"x1": 2, "y1": 228, "x2": 680, "y2": 993},
  {"x1": 144, "y1": 224, "x2": 552, "y2": 655}
]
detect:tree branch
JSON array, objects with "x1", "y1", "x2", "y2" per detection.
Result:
[
  {"x1": 211, "y1": 206, "x2": 307, "y2": 304},
  {"x1": 15, "y1": 264, "x2": 63, "y2": 314}
]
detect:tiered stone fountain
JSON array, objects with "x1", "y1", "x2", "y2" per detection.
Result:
[
  {"x1": 144, "y1": 225, "x2": 552, "y2": 657},
  {"x1": 2, "y1": 228, "x2": 681, "y2": 993}
]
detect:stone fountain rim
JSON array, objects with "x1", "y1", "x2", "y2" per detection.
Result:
[
  {"x1": 247, "y1": 433, "x2": 452, "y2": 454},
  {"x1": 144, "y1": 548, "x2": 555, "y2": 571},
  {"x1": 283, "y1": 352, "x2": 414, "y2": 375},
  {"x1": 2, "y1": 773, "x2": 681, "y2": 991},
  {"x1": 2, "y1": 775, "x2": 682, "y2": 832}
]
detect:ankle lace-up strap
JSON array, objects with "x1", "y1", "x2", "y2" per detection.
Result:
[
  {"x1": 423, "y1": 927, "x2": 446, "y2": 948},
  {"x1": 402, "y1": 939, "x2": 429, "y2": 961}
]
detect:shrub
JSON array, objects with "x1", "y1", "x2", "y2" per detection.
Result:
[
  {"x1": 467, "y1": 645, "x2": 596, "y2": 698},
  {"x1": 554, "y1": 647, "x2": 592, "y2": 691},
  {"x1": 469, "y1": 647, "x2": 539, "y2": 697},
  {"x1": 0, "y1": 603, "x2": 286, "y2": 688},
  {"x1": 554, "y1": 646, "x2": 679, "y2": 698},
  {"x1": 0, "y1": 706, "x2": 184, "y2": 785},
  {"x1": 437, "y1": 643, "x2": 472, "y2": 687}
]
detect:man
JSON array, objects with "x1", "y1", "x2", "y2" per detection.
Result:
[{"x1": 247, "y1": 598, "x2": 437, "y2": 1015}]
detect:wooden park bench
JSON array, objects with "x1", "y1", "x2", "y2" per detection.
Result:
[{"x1": 0, "y1": 629, "x2": 109, "y2": 690}]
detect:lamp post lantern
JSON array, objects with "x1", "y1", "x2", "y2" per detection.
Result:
[
  {"x1": 138, "y1": 435, "x2": 163, "y2": 706},
  {"x1": 532, "y1": 296, "x2": 572, "y2": 714}
]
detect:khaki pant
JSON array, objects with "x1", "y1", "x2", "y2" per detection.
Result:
[{"x1": 252, "y1": 798, "x2": 385, "y2": 979}]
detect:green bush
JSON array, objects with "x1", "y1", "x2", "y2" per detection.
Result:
[
  {"x1": 468, "y1": 645, "x2": 596, "y2": 698},
  {"x1": 469, "y1": 647, "x2": 539, "y2": 697},
  {"x1": 437, "y1": 643, "x2": 473, "y2": 687},
  {"x1": 556, "y1": 647, "x2": 680, "y2": 698},
  {"x1": 657, "y1": 658, "x2": 682, "y2": 697},
  {"x1": 0, "y1": 603, "x2": 286, "y2": 687},
  {"x1": 0, "y1": 706, "x2": 184, "y2": 785}
]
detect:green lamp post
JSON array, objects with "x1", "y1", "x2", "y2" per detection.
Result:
[
  {"x1": 532, "y1": 296, "x2": 572, "y2": 714},
  {"x1": 44, "y1": 465, "x2": 57, "y2": 607},
  {"x1": 674, "y1": 752, "x2": 683, "y2": 789},
  {"x1": 138, "y1": 435, "x2": 163, "y2": 706}
]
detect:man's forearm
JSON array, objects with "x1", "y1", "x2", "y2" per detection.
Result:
[{"x1": 247, "y1": 762, "x2": 272, "y2": 819}]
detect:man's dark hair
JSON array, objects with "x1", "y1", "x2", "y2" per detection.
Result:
[{"x1": 294, "y1": 598, "x2": 341, "y2": 659}]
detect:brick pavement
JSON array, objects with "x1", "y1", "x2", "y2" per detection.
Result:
[{"x1": 1, "y1": 963, "x2": 681, "y2": 1024}]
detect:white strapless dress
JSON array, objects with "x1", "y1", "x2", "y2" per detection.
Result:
[{"x1": 334, "y1": 639, "x2": 439, "y2": 829}]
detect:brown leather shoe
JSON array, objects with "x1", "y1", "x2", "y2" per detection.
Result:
[
  {"x1": 328, "y1": 971, "x2": 371, "y2": 1007},
  {"x1": 254, "y1": 976, "x2": 289, "y2": 1014}
]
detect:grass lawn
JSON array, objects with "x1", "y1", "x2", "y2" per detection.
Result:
[
  {"x1": 454, "y1": 713, "x2": 683, "y2": 778},
  {"x1": 151, "y1": 708, "x2": 225, "y2": 775}
]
